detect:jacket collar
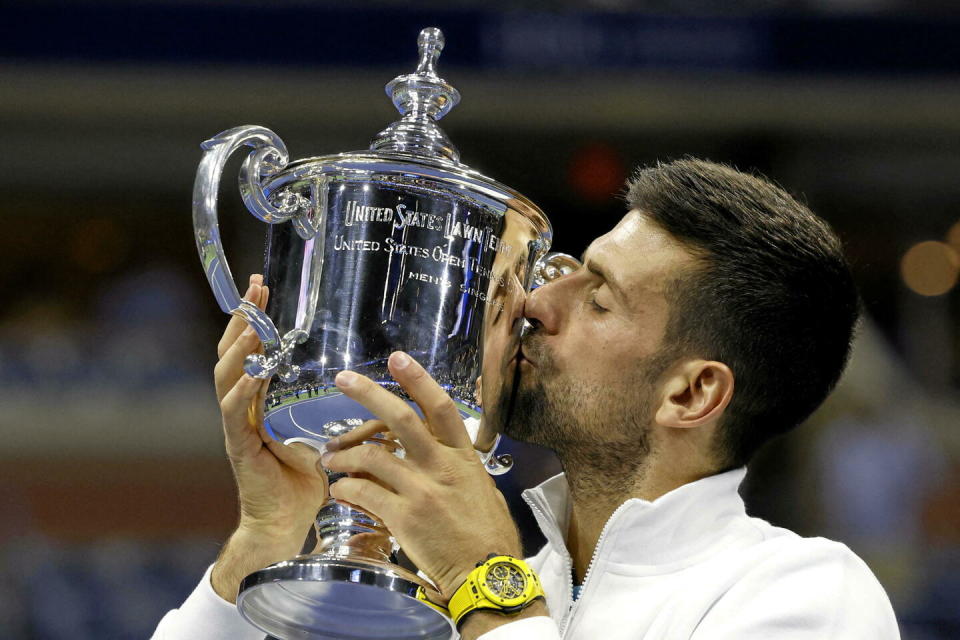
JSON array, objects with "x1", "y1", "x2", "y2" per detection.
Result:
[{"x1": 522, "y1": 467, "x2": 749, "y2": 568}]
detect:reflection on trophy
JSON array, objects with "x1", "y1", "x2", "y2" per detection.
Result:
[{"x1": 193, "y1": 27, "x2": 577, "y2": 640}]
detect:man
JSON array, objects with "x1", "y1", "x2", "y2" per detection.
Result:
[{"x1": 154, "y1": 159, "x2": 899, "y2": 639}]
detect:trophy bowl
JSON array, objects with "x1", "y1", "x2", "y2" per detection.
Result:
[{"x1": 192, "y1": 27, "x2": 576, "y2": 640}]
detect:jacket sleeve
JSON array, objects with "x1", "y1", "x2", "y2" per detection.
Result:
[
  {"x1": 475, "y1": 616, "x2": 561, "y2": 640},
  {"x1": 150, "y1": 565, "x2": 266, "y2": 640},
  {"x1": 690, "y1": 538, "x2": 900, "y2": 640}
]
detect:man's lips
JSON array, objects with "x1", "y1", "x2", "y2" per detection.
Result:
[{"x1": 517, "y1": 342, "x2": 536, "y2": 366}]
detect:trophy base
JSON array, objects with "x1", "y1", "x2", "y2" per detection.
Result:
[{"x1": 237, "y1": 555, "x2": 454, "y2": 640}]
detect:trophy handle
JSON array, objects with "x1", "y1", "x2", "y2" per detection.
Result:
[
  {"x1": 478, "y1": 434, "x2": 514, "y2": 476},
  {"x1": 193, "y1": 125, "x2": 323, "y2": 382},
  {"x1": 532, "y1": 251, "x2": 581, "y2": 288}
]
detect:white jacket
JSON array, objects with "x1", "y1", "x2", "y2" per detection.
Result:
[
  {"x1": 153, "y1": 468, "x2": 900, "y2": 639},
  {"x1": 486, "y1": 467, "x2": 899, "y2": 639}
]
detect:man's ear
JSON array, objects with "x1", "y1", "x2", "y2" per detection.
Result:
[{"x1": 655, "y1": 360, "x2": 734, "y2": 429}]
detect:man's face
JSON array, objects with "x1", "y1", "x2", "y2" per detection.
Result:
[
  {"x1": 474, "y1": 207, "x2": 541, "y2": 450},
  {"x1": 502, "y1": 211, "x2": 698, "y2": 460}
]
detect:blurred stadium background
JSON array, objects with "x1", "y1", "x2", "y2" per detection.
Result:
[{"x1": 1, "y1": 1, "x2": 959, "y2": 638}]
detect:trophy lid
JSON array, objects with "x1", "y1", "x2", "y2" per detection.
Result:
[
  {"x1": 261, "y1": 25, "x2": 551, "y2": 243},
  {"x1": 370, "y1": 27, "x2": 462, "y2": 163}
]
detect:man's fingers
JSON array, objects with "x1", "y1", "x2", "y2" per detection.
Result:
[
  {"x1": 258, "y1": 283, "x2": 270, "y2": 311},
  {"x1": 214, "y1": 327, "x2": 263, "y2": 402},
  {"x1": 327, "y1": 420, "x2": 389, "y2": 452},
  {"x1": 322, "y1": 443, "x2": 415, "y2": 494},
  {"x1": 388, "y1": 352, "x2": 473, "y2": 449},
  {"x1": 217, "y1": 274, "x2": 264, "y2": 358},
  {"x1": 252, "y1": 378, "x2": 270, "y2": 443},
  {"x1": 220, "y1": 374, "x2": 265, "y2": 457},
  {"x1": 334, "y1": 371, "x2": 436, "y2": 456},
  {"x1": 329, "y1": 476, "x2": 398, "y2": 523},
  {"x1": 268, "y1": 441, "x2": 326, "y2": 480},
  {"x1": 220, "y1": 374, "x2": 261, "y2": 427}
]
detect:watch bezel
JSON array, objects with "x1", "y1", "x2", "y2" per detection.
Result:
[{"x1": 476, "y1": 558, "x2": 534, "y2": 609}]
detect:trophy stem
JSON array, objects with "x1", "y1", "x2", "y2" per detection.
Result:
[
  {"x1": 237, "y1": 430, "x2": 453, "y2": 639},
  {"x1": 313, "y1": 491, "x2": 395, "y2": 564}
]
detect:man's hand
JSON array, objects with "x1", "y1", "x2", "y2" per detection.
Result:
[
  {"x1": 321, "y1": 351, "x2": 523, "y2": 602},
  {"x1": 210, "y1": 274, "x2": 328, "y2": 603}
]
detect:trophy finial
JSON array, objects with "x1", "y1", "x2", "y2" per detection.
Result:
[
  {"x1": 415, "y1": 27, "x2": 444, "y2": 78},
  {"x1": 371, "y1": 27, "x2": 461, "y2": 162}
]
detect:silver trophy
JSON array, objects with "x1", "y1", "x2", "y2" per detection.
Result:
[{"x1": 192, "y1": 27, "x2": 577, "y2": 640}]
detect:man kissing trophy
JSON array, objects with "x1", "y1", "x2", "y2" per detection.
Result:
[{"x1": 192, "y1": 27, "x2": 576, "y2": 640}]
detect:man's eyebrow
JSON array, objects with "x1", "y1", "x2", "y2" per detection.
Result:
[{"x1": 584, "y1": 256, "x2": 628, "y2": 304}]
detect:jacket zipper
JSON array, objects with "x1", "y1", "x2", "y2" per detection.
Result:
[{"x1": 559, "y1": 500, "x2": 633, "y2": 638}]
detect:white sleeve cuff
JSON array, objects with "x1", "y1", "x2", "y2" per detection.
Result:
[
  {"x1": 476, "y1": 616, "x2": 560, "y2": 640},
  {"x1": 151, "y1": 564, "x2": 265, "y2": 640}
]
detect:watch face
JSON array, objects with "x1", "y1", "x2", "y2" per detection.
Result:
[{"x1": 484, "y1": 562, "x2": 527, "y2": 599}]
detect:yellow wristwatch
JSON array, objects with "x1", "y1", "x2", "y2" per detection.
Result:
[{"x1": 447, "y1": 554, "x2": 545, "y2": 628}]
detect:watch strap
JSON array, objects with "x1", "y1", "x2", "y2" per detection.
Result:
[{"x1": 415, "y1": 585, "x2": 450, "y2": 617}]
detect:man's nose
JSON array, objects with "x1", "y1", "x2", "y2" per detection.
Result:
[
  {"x1": 523, "y1": 283, "x2": 562, "y2": 335},
  {"x1": 524, "y1": 251, "x2": 580, "y2": 334}
]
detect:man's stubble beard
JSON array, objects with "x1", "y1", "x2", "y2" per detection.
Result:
[{"x1": 499, "y1": 335, "x2": 669, "y2": 499}]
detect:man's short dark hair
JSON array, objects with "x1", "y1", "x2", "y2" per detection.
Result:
[{"x1": 625, "y1": 158, "x2": 859, "y2": 470}]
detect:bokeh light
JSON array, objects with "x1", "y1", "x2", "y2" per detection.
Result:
[
  {"x1": 567, "y1": 142, "x2": 627, "y2": 203},
  {"x1": 900, "y1": 240, "x2": 960, "y2": 296},
  {"x1": 947, "y1": 220, "x2": 960, "y2": 252}
]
